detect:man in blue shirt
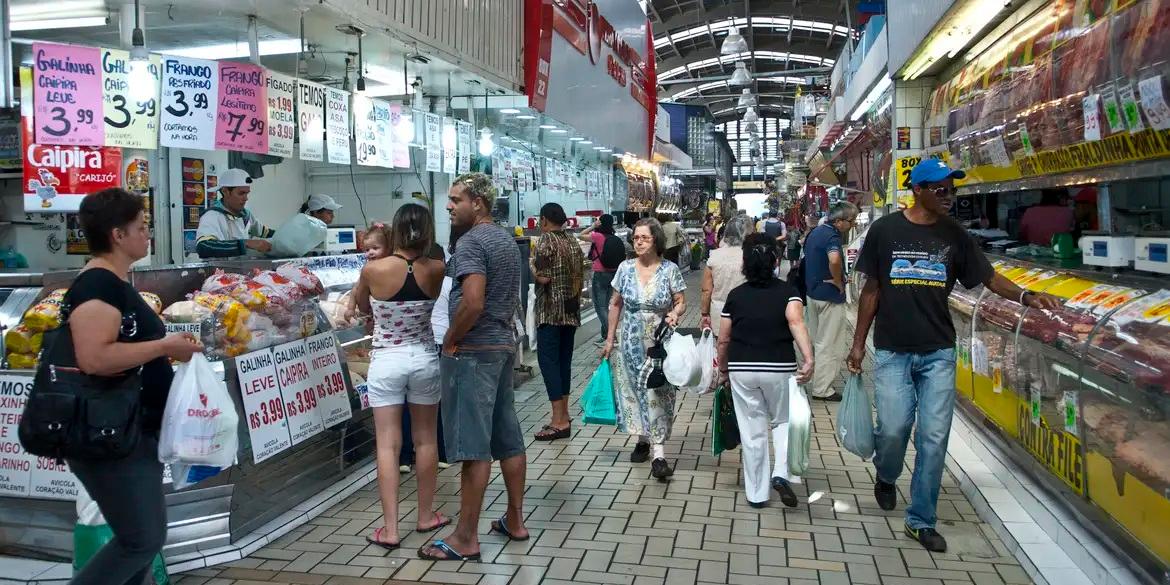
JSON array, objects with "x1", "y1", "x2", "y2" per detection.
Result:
[{"x1": 803, "y1": 201, "x2": 859, "y2": 400}]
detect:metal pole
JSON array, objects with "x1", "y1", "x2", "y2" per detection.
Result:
[{"x1": 0, "y1": 0, "x2": 13, "y2": 109}]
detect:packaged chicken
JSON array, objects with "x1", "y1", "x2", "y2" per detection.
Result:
[
  {"x1": 191, "y1": 292, "x2": 252, "y2": 342},
  {"x1": 162, "y1": 300, "x2": 212, "y2": 324},
  {"x1": 230, "y1": 281, "x2": 276, "y2": 311},
  {"x1": 7, "y1": 352, "x2": 37, "y2": 369},
  {"x1": 139, "y1": 292, "x2": 163, "y2": 315},
  {"x1": 5, "y1": 325, "x2": 43, "y2": 355},
  {"x1": 250, "y1": 270, "x2": 303, "y2": 305},
  {"x1": 200, "y1": 270, "x2": 248, "y2": 295},
  {"x1": 317, "y1": 300, "x2": 352, "y2": 329},
  {"x1": 276, "y1": 264, "x2": 325, "y2": 297},
  {"x1": 21, "y1": 299, "x2": 63, "y2": 333}
]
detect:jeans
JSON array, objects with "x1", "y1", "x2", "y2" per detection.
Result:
[
  {"x1": 592, "y1": 271, "x2": 615, "y2": 340},
  {"x1": 536, "y1": 324, "x2": 576, "y2": 401},
  {"x1": 872, "y1": 348, "x2": 957, "y2": 530},
  {"x1": 440, "y1": 350, "x2": 525, "y2": 462}
]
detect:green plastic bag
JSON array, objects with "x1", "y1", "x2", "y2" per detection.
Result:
[
  {"x1": 74, "y1": 524, "x2": 169, "y2": 584},
  {"x1": 837, "y1": 373, "x2": 875, "y2": 460},
  {"x1": 711, "y1": 383, "x2": 740, "y2": 456},
  {"x1": 582, "y1": 359, "x2": 617, "y2": 425}
]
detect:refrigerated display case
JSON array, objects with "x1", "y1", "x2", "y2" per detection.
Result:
[{"x1": 951, "y1": 256, "x2": 1170, "y2": 580}]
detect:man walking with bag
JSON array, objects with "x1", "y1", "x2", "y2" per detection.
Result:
[{"x1": 803, "y1": 202, "x2": 859, "y2": 401}]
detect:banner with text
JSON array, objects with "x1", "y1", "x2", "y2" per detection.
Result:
[
  {"x1": 160, "y1": 55, "x2": 219, "y2": 150},
  {"x1": 297, "y1": 80, "x2": 327, "y2": 161},
  {"x1": 326, "y1": 88, "x2": 351, "y2": 165},
  {"x1": 101, "y1": 48, "x2": 161, "y2": 149}
]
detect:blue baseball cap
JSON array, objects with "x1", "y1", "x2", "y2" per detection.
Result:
[{"x1": 909, "y1": 158, "x2": 966, "y2": 186}]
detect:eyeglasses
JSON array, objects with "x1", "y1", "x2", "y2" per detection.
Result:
[
  {"x1": 632, "y1": 235, "x2": 654, "y2": 242},
  {"x1": 922, "y1": 184, "x2": 957, "y2": 197}
]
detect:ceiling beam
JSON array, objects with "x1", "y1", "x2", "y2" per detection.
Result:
[
  {"x1": 651, "y1": 0, "x2": 842, "y2": 34},
  {"x1": 656, "y1": 40, "x2": 837, "y2": 79}
]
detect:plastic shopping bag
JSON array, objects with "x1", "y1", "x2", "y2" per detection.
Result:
[
  {"x1": 787, "y1": 377, "x2": 812, "y2": 476},
  {"x1": 663, "y1": 330, "x2": 701, "y2": 387},
  {"x1": 711, "y1": 383, "x2": 740, "y2": 456},
  {"x1": 159, "y1": 353, "x2": 239, "y2": 468},
  {"x1": 74, "y1": 488, "x2": 169, "y2": 584},
  {"x1": 837, "y1": 373, "x2": 875, "y2": 460},
  {"x1": 582, "y1": 359, "x2": 617, "y2": 425},
  {"x1": 270, "y1": 213, "x2": 327, "y2": 257},
  {"x1": 686, "y1": 329, "x2": 717, "y2": 394}
]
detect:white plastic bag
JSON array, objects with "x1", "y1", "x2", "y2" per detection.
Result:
[
  {"x1": 685, "y1": 329, "x2": 717, "y2": 394},
  {"x1": 159, "y1": 353, "x2": 239, "y2": 468},
  {"x1": 663, "y1": 330, "x2": 702, "y2": 387},
  {"x1": 270, "y1": 213, "x2": 327, "y2": 257},
  {"x1": 787, "y1": 377, "x2": 812, "y2": 476}
]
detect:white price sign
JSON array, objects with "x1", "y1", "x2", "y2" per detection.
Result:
[
  {"x1": 298, "y1": 80, "x2": 327, "y2": 161},
  {"x1": 160, "y1": 56, "x2": 218, "y2": 150},
  {"x1": 0, "y1": 373, "x2": 79, "y2": 500},
  {"x1": 266, "y1": 72, "x2": 296, "y2": 158},
  {"x1": 425, "y1": 113, "x2": 441, "y2": 172},
  {"x1": 305, "y1": 333, "x2": 352, "y2": 427},
  {"x1": 272, "y1": 340, "x2": 324, "y2": 445},
  {"x1": 235, "y1": 348, "x2": 292, "y2": 463},
  {"x1": 101, "y1": 48, "x2": 161, "y2": 149},
  {"x1": 326, "y1": 87, "x2": 351, "y2": 165},
  {"x1": 457, "y1": 121, "x2": 473, "y2": 173}
]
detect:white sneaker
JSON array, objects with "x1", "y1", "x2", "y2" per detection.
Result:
[
  {"x1": 399, "y1": 464, "x2": 411, "y2": 473},
  {"x1": 438, "y1": 462, "x2": 451, "y2": 470}
]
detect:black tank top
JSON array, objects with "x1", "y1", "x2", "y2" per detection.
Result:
[{"x1": 387, "y1": 253, "x2": 431, "y2": 302}]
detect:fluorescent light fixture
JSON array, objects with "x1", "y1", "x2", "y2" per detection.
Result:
[
  {"x1": 600, "y1": 148, "x2": 613, "y2": 152},
  {"x1": 500, "y1": 108, "x2": 521, "y2": 114},
  {"x1": 570, "y1": 137, "x2": 586, "y2": 141},
  {"x1": 515, "y1": 114, "x2": 536, "y2": 120},
  {"x1": 9, "y1": 0, "x2": 108, "y2": 30},
  {"x1": 581, "y1": 140, "x2": 593, "y2": 145},
  {"x1": 902, "y1": 0, "x2": 1010, "y2": 80},
  {"x1": 592, "y1": 146, "x2": 605, "y2": 150},
  {"x1": 161, "y1": 38, "x2": 301, "y2": 59},
  {"x1": 737, "y1": 89, "x2": 756, "y2": 108},
  {"x1": 850, "y1": 75, "x2": 891, "y2": 121},
  {"x1": 10, "y1": 16, "x2": 108, "y2": 31},
  {"x1": 659, "y1": 51, "x2": 833, "y2": 81},
  {"x1": 743, "y1": 107, "x2": 759, "y2": 124},
  {"x1": 539, "y1": 124, "x2": 557, "y2": 129},
  {"x1": 550, "y1": 129, "x2": 568, "y2": 134},
  {"x1": 655, "y1": 17, "x2": 851, "y2": 49}
]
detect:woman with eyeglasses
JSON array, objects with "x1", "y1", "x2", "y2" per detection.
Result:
[
  {"x1": 716, "y1": 233, "x2": 814, "y2": 508},
  {"x1": 601, "y1": 218, "x2": 687, "y2": 479}
]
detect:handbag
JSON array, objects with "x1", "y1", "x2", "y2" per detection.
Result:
[
  {"x1": 711, "y1": 383, "x2": 741, "y2": 455},
  {"x1": 19, "y1": 293, "x2": 144, "y2": 462}
]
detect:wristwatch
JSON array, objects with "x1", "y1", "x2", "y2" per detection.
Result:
[{"x1": 1019, "y1": 290, "x2": 1034, "y2": 306}]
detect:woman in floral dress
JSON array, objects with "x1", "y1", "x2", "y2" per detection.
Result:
[{"x1": 602, "y1": 218, "x2": 687, "y2": 479}]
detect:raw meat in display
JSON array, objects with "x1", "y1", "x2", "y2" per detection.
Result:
[
  {"x1": 1082, "y1": 401, "x2": 1130, "y2": 443},
  {"x1": 1115, "y1": 431, "x2": 1170, "y2": 485}
]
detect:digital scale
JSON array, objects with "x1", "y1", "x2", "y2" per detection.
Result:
[
  {"x1": 1135, "y1": 232, "x2": 1170, "y2": 274},
  {"x1": 1080, "y1": 232, "x2": 1134, "y2": 268},
  {"x1": 316, "y1": 226, "x2": 357, "y2": 254}
]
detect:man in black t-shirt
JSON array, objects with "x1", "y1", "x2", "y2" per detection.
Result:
[{"x1": 847, "y1": 159, "x2": 1061, "y2": 553}]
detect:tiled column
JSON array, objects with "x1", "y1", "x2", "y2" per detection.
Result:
[{"x1": 890, "y1": 77, "x2": 936, "y2": 210}]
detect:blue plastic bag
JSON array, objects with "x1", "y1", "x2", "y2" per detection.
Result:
[
  {"x1": 582, "y1": 359, "x2": 617, "y2": 425},
  {"x1": 837, "y1": 373, "x2": 875, "y2": 460}
]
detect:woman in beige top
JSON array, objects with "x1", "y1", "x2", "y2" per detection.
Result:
[{"x1": 700, "y1": 215, "x2": 754, "y2": 336}]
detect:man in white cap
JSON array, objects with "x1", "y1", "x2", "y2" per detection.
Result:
[
  {"x1": 301, "y1": 193, "x2": 343, "y2": 225},
  {"x1": 196, "y1": 168, "x2": 274, "y2": 258}
]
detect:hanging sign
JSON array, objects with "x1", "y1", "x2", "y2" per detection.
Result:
[
  {"x1": 272, "y1": 339, "x2": 324, "y2": 445},
  {"x1": 214, "y1": 62, "x2": 268, "y2": 153},
  {"x1": 297, "y1": 80, "x2": 327, "y2": 161},
  {"x1": 32, "y1": 43, "x2": 104, "y2": 146},
  {"x1": 456, "y1": 121, "x2": 472, "y2": 173},
  {"x1": 424, "y1": 113, "x2": 441, "y2": 172},
  {"x1": 353, "y1": 96, "x2": 391, "y2": 168},
  {"x1": 373, "y1": 100, "x2": 392, "y2": 168},
  {"x1": 100, "y1": 48, "x2": 161, "y2": 149},
  {"x1": 326, "y1": 87, "x2": 351, "y2": 165},
  {"x1": 390, "y1": 104, "x2": 411, "y2": 168},
  {"x1": 442, "y1": 118, "x2": 457, "y2": 174},
  {"x1": 160, "y1": 56, "x2": 219, "y2": 150},
  {"x1": 266, "y1": 72, "x2": 296, "y2": 158},
  {"x1": 235, "y1": 348, "x2": 293, "y2": 464},
  {"x1": 305, "y1": 333, "x2": 352, "y2": 427}
]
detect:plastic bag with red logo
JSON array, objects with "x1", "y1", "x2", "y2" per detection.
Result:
[
  {"x1": 201, "y1": 269, "x2": 248, "y2": 295},
  {"x1": 276, "y1": 263, "x2": 325, "y2": 297},
  {"x1": 250, "y1": 270, "x2": 304, "y2": 305},
  {"x1": 159, "y1": 353, "x2": 239, "y2": 468}
]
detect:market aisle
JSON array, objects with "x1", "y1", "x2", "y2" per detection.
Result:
[{"x1": 175, "y1": 271, "x2": 1032, "y2": 585}]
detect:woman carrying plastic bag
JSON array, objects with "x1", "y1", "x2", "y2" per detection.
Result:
[
  {"x1": 663, "y1": 328, "x2": 702, "y2": 388},
  {"x1": 159, "y1": 353, "x2": 239, "y2": 474},
  {"x1": 836, "y1": 373, "x2": 875, "y2": 460},
  {"x1": 787, "y1": 378, "x2": 812, "y2": 477}
]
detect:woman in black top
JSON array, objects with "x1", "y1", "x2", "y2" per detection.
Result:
[
  {"x1": 716, "y1": 233, "x2": 814, "y2": 509},
  {"x1": 65, "y1": 188, "x2": 202, "y2": 585}
]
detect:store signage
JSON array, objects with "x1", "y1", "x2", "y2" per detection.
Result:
[
  {"x1": 266, "y1": 72, "x2": 296, "y2": 158},
  {"x1": 101, "y1": 48, "x2": 161, "y2": 149},
  {"x1": 236, "y1": 348, "x2": 293, "y2": 463},
  {"x1": 424, "y1": 113, "x2": 441, "y2": 172},
  {"x1": 215, "y1": 62, "x2": 268, "y2": 153},
  {"x1": 1138, "y1": 75, "x2": 1170, "y2": 131},
  {"x1": 160, "y1": 55, "x2": 219, "y2": 150},
  {"x1": 0, "y1": 373, "x2": 81, "y2": 500},
  {"x1": 325, "y1": 87, "x2": 351, "y2": 165},
  {"x1": 272, "y1": 339, "x2": 324, "y2": 445},
  {"x1": 442, "y1": 118, "x2": 457, "y2": 174},
  {"x1": 457, "y1": 121, "x2": 473, "y2": 174},
  {"x1": 390, "y1": 103, "x2": 411, "y2": 169},
  {"x1": 896, "y1": 126, "x2": 911, "y2": 149},
  {"x1": 1017, "y1": 401, "x2": 1085, "y2": 495},
  {"x1": 353, "y1": 95, "x2": 392, "y2": 168},
  {"x1": 298, "y1": 80, "x2": 327, "y2": 161},
  {"x1": 305, "y1": 333, "x2": 352, "y2": 427},
  {"x1": 32, "y1": 43, "x2": 104, "y2": 146}
]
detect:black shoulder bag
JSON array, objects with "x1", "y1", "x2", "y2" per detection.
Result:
[{"x1": 18, "y1": 294, "x2": 144, "y2": 462}]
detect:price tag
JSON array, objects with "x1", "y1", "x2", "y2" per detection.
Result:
[
  {"x1": 160, "y1": 56, "x2": 218, "y2": 150},
  {"x1": 101, "y1": 48, "x2": 160, "y2": 149},
  {"x1": 1111, "y1": 288, "x2": 1170, "y2": 324},
  {"x1": 266, "y1": 72, "x2": 296, "y2": 158},
  {"x1": 1082, "y1": 94, "x2": 1102, "y2": 141},
  {"x1": 1062, "y1": 391, "x2": 1078, "y2": 436},
  {"x1": 326, "y1": 87, "x2": 351, "y2": 165},
  {"x1": 305, "y1": 333, "x2": 353, "y2": 427},
  {"x1": 235, "y1": 348, "x2": 292, "y2": 463},
  {"x1": 1030, "y1": 385, "x2": 1041, "y2": 425},
  {"x1": 971, "y1": 338, "x2": 989, "y2": 377},
  {"x1": 165, "y1": 322, "x2": 204, "y2": 336},
  {"x1": 1102, "y1": 85, "x2": 1125, "y2": 133},
  {"x1": 272, "y1": 339, "x2": 324, "y2": 445},
  {"x1": 1066, "y1": 283, "x2": 1122, "y2": 310},
  {"x1": 353, "y1": 96, "x2": 392, "y2": 168},
  {"x1": 425, "y1": 113, "x2": 441, "y2": 172},
  {"x1": 390, "y1": 104, "x2": 411, "y2": 169},
  {"x1": 1137, "y1": 75, "x2": 1170, "y2": 131},
  {"x1": 297, "y1": 80, "x2": 326, "y2": 161},
  {"x1": 32, "y1": 43, "x2": 104, "y2": 146},
  {"x1": 457, "y1": 121, "x2": 473, "y2": 173},
  {"x1": 442, "y1": 118, "x2": 457, "y2": 174},
  {"x1": 1119, "y1": 83, "x2": 1145, "y2": 133},
  {"x1": 215, "y1": 63, "x2": 268, "y2": 153},
  {"x1": 1092, "y1": 287, "x2": 1143, "y2": 316}
]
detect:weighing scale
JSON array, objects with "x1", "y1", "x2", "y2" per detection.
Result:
[
  {"x1": 1135, "y1": 232, "x2": 1170, "y2": 274},
  {"x1": 1080, "y1": 232, "x2": 1134, "y2": 268},
  {"x1": 316, "y1": 226, "x2": 358, "y2": 254}
]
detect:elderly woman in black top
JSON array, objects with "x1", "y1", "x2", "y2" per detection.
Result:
[
  {"x1": 716, "y1": 233, "x2": 813, "y2": 508},
  {"x1": 65, "y1": 188, "x2": 202, "y2": 584}
]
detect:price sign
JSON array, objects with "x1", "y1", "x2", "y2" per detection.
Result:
[
  {"x1": 305, "y1": 333, "x2": 352, "y2": 427},
  {"x1": 272, "y1": 340, "x2": 324, "y2": 445},
  {"x1": 353, "y1": 95, "x2": 391, "y2": 168},
  {"x1": 1138, "y1": 75, "x2": 1170, "y2": 131},
  {"x1": 390, "y1": 103, "x2": 411, "y2": 168},
  {"x1": 1102, "y1": 85, "x2": 1126, "y2": 134},
  {"x1": 235, "y1": 348, "x2": 292, "y2": 463},
  {"x1": 1083, "y1": 94, "x2": 1102, "y2": 141},
  {"x1": 160, "y1": 56, "x2": 218, "y2": 150},
  {"x1": 101, "y1": 48, "x2": 160, "y2": 149},
  {"x1": 266, "y1": 72, "x2": 296, "y2": 157},
  {"x1": 326, "y1": 87, "x2": 351, "y2": 165},
  {"x1": 424, "y1": 113, "x2": 441, "y2": 172},
  {"x1": 165, "y1": 322, "x2": 203, "y2": 335},
  {"x1": 33, "y1": 43, "x2": 104, "y2": 146},
  {"x1": 215, "y1": 62, "x2": 268, "y2": 153},
  {"x1": 442, "y1": 118, "x2": 457, "y2": 174},
  {"x1": 298, "y1": 80, "x2": 327, "y2": 161},
  {"x1": 457, "y1": 121, "x2": 472, "y2": 173},
  {"x1": 1120, "y1": 83, "x2": 1145, "y2": 133},
  {"x1": 0, "y1": 374, "x2": 34, "y2": 496}
]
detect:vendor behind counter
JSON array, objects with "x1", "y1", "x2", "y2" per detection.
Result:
[
  {"x1": 1017, "y1": 189, "x2": 1075, "y2": 246},
  {"x1": 195, "y1": 169, "x2": 275, "y2": 259}
]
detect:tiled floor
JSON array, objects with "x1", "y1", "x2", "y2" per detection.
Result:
[{"x1": 174, "y1": 272, "x2": 1031, "y2": 585}]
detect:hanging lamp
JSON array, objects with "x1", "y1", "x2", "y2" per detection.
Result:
[
  {"x1": 737, "y1": 88, "x2": 756, "y2": 108},
  {"x1": 728, "y1": 62, "x2": 752, "y2": 86},
  {"x1": 743, "y1": 106, "x2": 759, "y2": 124},
  {"x1": 721, "y1": 26, "x2": 748, "y2": 55}
]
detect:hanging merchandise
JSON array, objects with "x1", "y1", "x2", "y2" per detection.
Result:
[
  {"x1": 215, "y1": 62, "x2": 268, "y2": 153},
  {"x1": 424, "y1": 113, "x2": 441, "y2": 172},
  {"x1": 297, "y1": 80, "x2": 327, "y2": 161},
  {"x1": 101, "y1": 48, "x2": 161, "y2": 149},
  {"x1": 266, "y1": 72, "x2": 296, "y2": 158},
  {"x1": 325, "y1": 87, "x2": 351, "y2": 165}
]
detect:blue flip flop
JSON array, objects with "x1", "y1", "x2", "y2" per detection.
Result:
[
  {"x1": 490, "y1": 514, "x2": 530, "y2": 541},
  {"x1": 417, "y1": 539, "x2": 482, "y2": 562}
]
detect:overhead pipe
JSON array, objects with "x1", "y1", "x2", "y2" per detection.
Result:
[{"x1": 0, "y1": 0, "x2": 12, "y2": 109}]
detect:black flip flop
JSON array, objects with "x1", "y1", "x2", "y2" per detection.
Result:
[
  {"x1": 365, "y1": 526, "x2": 401, "y2": 551},
  {"x1": 417, "y1": 539, "x2": 481, "y2": 562},
  {"x1": 534, "y1": 424, "x2": 571, "y2": 441},
  {"x1": 490, "y1": 514, "x2": 531, "y2": 541}
]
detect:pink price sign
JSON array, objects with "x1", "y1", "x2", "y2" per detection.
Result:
[
  {"x1": 32, "y1": 43, "x2": 104, "y2": 146},
  {"x1": 215, "y1": 62, "x2": 268, "y2": 153}
]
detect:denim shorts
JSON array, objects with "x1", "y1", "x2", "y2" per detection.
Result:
[
  {"x1": 439, "y1": 350, "x2": 525, "y2": 462},
  {"x1": 367, "y1": 344, "x2": 440, "y2": 407}
]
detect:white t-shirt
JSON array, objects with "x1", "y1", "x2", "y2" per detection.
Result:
[{"x1": 431, "y1": 276, "x2": 453, "y2": 345}]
